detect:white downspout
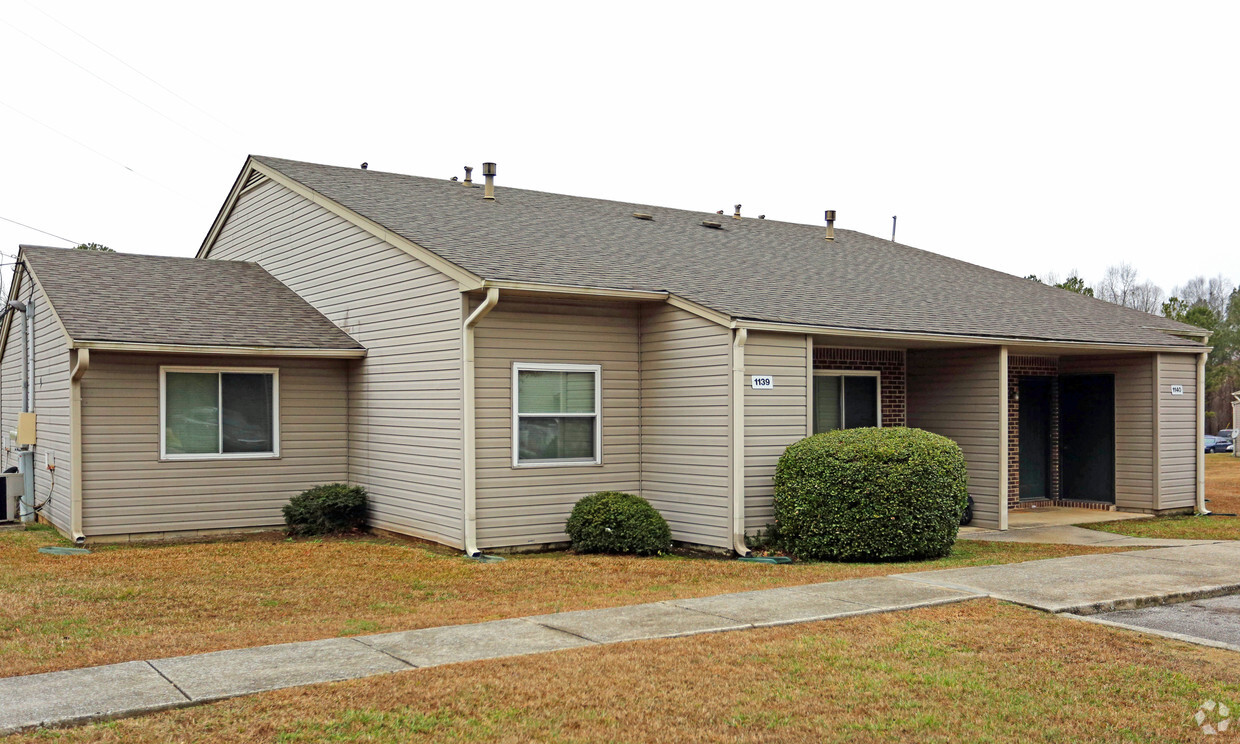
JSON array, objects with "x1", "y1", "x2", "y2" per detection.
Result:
[
  {"x1": 70, "y1": 349, "x2": 89, "y2": 544},
  {"x1": 1196, "y1": 351, "x2": 1208, "y2": 514},
  {"x1": 462, "y1": 288, "x2": 499, "y2": 557},
  {"x1": 14, "y1": 289, "x2": 34, "y2": 523},
  {"x1": 731, "y1": 327, "x2": 751, "y2": 556}
]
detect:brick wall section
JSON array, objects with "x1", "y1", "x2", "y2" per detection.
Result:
[
  {"x1": 1008, "y1": 356, "x2": 1059, "y2": 507},
  {"x1": 812, "y1": 348, "x2": 906, "y2": 427}
]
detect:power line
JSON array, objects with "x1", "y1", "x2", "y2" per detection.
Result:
[
  {"x1": 0, "y1": 17, "x2": 220, "y2": 148},
  {"x1": 23, "y1": 1, "x2": 243, "y2": 139},
  {"x1": 0, "y1": 99, "x2": 193, "y2": 200},
  {"x1": 0, "y1": 215, "x2": 78, "y2": 245},
  {"x1": 0, "y1": 98, "x2": 137, "y2": 175}
]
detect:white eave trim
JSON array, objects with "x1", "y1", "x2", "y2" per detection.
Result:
[
  {"x1": 475, "y1": 281, "x2": 735, "y2": 327},
  {"x1": 479, "y1": 279, "x2": 668, "y2": 301},
  {"x1": 732, "y1": 319, "x2": 1213, "y2": 354},
  {"x1": 71, "y1": 340, "x2": 367, "y2": 358}
]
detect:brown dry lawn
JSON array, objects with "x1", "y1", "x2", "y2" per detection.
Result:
[
  {"x1": 9, "y1": 600, "x2": 1239, "y2": 744},
  {"x1": 0, "y1": 527, "x2": 1119, "y2": 679},
  {"x1": 1088, "y1": 454, "x2": 1240, "y2": 541}
]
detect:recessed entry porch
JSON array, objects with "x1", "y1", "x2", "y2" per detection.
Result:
[{"x1": 804, "y1": 336, "x2": 1203, "y2": 531}]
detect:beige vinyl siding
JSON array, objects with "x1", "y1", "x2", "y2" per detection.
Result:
[
  {"x1": 208, "y1": 178, "x2": 465, "y2": 547},
  {"x1": 1060, "y1": 354, "x2": 1154, "y2": 510},
  {"x1": 1157, "y1": 352, "x2": 1197, "y2": 510},
  {"x1": 1, "y1": 276, "x2": 72, "y2": 530},
  {"x1": 472, "y1": 299, "x2": 640, "y2": 548},
  {"x1": 640, "y1": 304, "x2": 732, "y2": 549},
  {"x1": 0, "y1": 277, "x2": 72, "y2": 532},
  {"x1": 79, "y1": 353, "x2": 346, "y2": 535},
  {"x1": 743, "y1": 331, "x2": 809, "y2": 533},
  {"x1": 907, "y1": 348, "x2": 1003, "y2": 528}
]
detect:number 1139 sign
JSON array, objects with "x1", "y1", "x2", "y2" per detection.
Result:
[{"x1": 751, "y1": 376, "x2": 774, "y2": 389}]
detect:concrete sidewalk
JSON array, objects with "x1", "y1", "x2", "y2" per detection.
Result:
[{"x1": 4, "y1": 541, "x2": 1240, "y2": 736}]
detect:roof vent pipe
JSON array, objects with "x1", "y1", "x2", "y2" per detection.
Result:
[
  {"x1": 733, "y1": 204, "x2": 742, "y2": 220},
  {"x1": 463, "y1": 166, "x2": 473, "y2": 185},
  {"x1": 824, "y1": 210, "x2": 836, "y2": 241},
  {"x1": 482, "y1": 162, "x2": 496, "y2": 200}
]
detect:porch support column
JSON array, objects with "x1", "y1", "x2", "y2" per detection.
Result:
[
  {"x1": 998, "y1": 346, "x2": 1009, "y2": 530},
  {"x1": 1196, "y1": 351, "x2": 1208, "y2": 514}
]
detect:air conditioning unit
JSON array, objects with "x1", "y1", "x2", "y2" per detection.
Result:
[{"x1": 2, "y1": 472, "x2": 22, "y2": 522}]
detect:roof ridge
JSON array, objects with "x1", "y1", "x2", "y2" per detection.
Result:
[{"x1": 246, "y1": 155, "x2": 1207, "y2": 349}]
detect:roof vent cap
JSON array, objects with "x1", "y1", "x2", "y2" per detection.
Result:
[
  {"x1": 633, "y1": 213, "x2": 654, "y2": 221},
  {"x1": 482, "y1": 162, "x2": 496, "y2": 200},
  {"x1": 360, "y1": 162, "x2": 368, "y2": 170},
  {"x1": 702, "y1": 220, "x2": 723, "y2": 229}
]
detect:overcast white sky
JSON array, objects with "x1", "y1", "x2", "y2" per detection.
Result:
[{"x1": 1, "y1": 1, "x2": 1237, "y2": 295}]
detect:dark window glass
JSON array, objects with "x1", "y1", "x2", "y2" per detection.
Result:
[
  {"x1": 221, "y1": 374, "x2": 274, "y2": 453},
  {"x1": 843, "y1": 376, "x2": 879, "y2": 429}
]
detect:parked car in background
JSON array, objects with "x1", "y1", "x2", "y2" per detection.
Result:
[
  {"x1": 1205, "y1": 435, "x2": 1235, "y2": 453},
  {"x1": 1218, "y1": 428, "x2": 1236, "y2": 442}
]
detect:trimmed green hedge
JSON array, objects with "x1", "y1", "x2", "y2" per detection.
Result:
[
  {"x1": 283, "y1": 483, "x2": 368, "y2": 536},
  {"x1": 773, "y1": 427, "x2": 968, "y2": 561},
  {"x1": 565, "y1": 491, "x2": 672, "y2": 556}
]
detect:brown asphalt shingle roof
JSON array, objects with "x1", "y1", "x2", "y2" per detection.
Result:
[
  {"x1": 252, "y1": 155, "x2": 1207, "y2": 349},
  {"x1": 19, "y1": 246, "x2": 363, "y2": 351}
]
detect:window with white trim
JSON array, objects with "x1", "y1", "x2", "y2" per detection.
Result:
[
  {"x1": 512, "y1": 363, "x2": 600, "y2": 466},
  {"x1": 161, "y1": 367, "x2": 279, "y2": 459},
  {"x1": 813, "y1": 371, "x2": 880, "y2": 433}
]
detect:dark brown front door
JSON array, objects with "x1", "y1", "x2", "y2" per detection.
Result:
[{"x1": 1060, "y1": 374, "x2": 1115, "y2": 503}]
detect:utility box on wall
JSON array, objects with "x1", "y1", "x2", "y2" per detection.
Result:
[{"x1": 16, "y1": 413, "x2": 36, "y2": 446}]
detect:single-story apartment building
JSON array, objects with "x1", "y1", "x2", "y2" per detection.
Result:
[{"x1": 1, "y1": 156, "x2": 1211, "y2": 554}]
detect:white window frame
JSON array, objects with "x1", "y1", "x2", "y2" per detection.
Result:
[
  {"x1": 159, "y1": 366, "x2": 281, "y2": 461},
  {"x1": 812, "y1": 369, "x2": 882, "y2": 433},
  {"x1": 511, "y1": 362, "x2": 602, "y2": 468}
]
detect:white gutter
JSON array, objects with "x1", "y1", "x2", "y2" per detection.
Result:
[
  {"x1": 462, "y1": 288, "x2": 499, "y2": 557},
  {"x1": 732, "y1": 319, "x2": 1212, "y2": 355},
  {"x1": 71, "y1": 341, "x2": 367, "y2": 358},
  {"x1": 69, "y1": 349, "x2": 89, "y2": 544},
  {"x1": 731, "y1": 328, "x2": 751, "y2": 556}
]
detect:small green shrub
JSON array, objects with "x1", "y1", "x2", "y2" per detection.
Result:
[
  {"x1": 773, "y1": 427, "x2": 968, "y2": 562},
  {"x1": 565, "y1": 491, "x2": 672, "y2": 556},
  {"x1": 283, "y1": 483, "x2": 368, "y2": 536}
]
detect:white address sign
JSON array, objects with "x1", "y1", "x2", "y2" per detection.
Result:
[{"x1": 751, "y1": 376, "x2": 774, "y2": 389}]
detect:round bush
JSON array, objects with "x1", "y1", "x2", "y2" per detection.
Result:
[
  {"x1": 565, "y1": 492, "x2": 672, "y2": 556},
  {"x1": 283, "y1": 483, "x2": 369, "y2": 536},
  {"x1": 773, "y1": 427, "x2": 968, "y2": 562}
]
